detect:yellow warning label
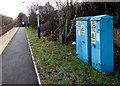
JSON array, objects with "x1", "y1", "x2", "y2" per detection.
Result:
[
  {"x1": 92, "y1": 33, "x2": 95, "y2": 38},
  {"x1": 81, "y1": 25, "x2": 85, "y2": 35},
  {"x1": 91, "y1": 39, "x2": 96, "y2": 43},
  {"x1": 82, "y1": 32, "x2": 85, "y2": 35},
  {"x1": 91, "y1": 32, "x2": 96, "y2": 43},
  {"x1": 82, "y1": 27, "x2": 84, "y2": 31}
]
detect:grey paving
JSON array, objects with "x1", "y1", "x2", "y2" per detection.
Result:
[{"x1": 2, "y1": 27, "x2": 39, "y2": 85}]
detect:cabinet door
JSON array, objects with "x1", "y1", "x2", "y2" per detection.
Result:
[
  {"x1": 81, "y1": 21, "x2": 90, "y2": 64},
  {"x1": 76, "y1": 20, "x2": 82, "y2": 59},
  {"x1": 91, "y1": 20, "x2": 102, "y2": 71}
]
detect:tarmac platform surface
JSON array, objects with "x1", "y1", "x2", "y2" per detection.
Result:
[{"x1": 2, "y1": 27, "x2": 39, "y2": 85}]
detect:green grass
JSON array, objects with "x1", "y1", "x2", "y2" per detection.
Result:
[{"x1": 26, "y1": 27, "x2": 120, "y2": 84}]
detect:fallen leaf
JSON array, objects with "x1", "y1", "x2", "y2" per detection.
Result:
[{"x1": 67, "y1": 53, "x2": 72, "y2": 55}]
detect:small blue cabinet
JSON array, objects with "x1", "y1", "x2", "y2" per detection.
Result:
[
  {"x1": 90, "y1": 15, "x2": 114, "y2": 73},
  {"x1": 76, "y1": 17, "x2": 91, "y2": 65}
]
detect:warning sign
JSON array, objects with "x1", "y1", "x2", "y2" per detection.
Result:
[
  {"x1": 91, "y1": 33, "x2": 95, "y2": 38},
  {"x1": 78, "y1": 21, "x2": 81, "y2": 30},
  {"x1": 91, "y1": 20, "x2": 96, "y2": 43},
  {"x1": 78, "y1": 21, "x2": 81, "y2": 36},
  {"x1": 92, "y1": 27, "x2": 96, "y2": 32},
  {"x1": 91, "y1": 39, "x2": 96, "y2": 43},
  {"x1": 82, "y1": 27, "x2": 84, "y2": 31},
  {"x1": 82, "y1": 32, "x2": 85, "y2": 35},
  {"x1": 91, "y1": 20, "x2": 96, "y2": 32},
  {"x1": 91, "y1": 32, "x2": 96, "y2": 43},
  {"x1": 81, "y1": 25, "x2": 85, "y2": 35},
  {"x1": 78, "y1": 21, "x2": 80, "y2": 27},
  {"x1": 91, "y1": 20, "x2": 96, "y2": 28}
]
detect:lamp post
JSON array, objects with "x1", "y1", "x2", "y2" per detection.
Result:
[
  {"x1": 22, "y1": 1, "x2": 29, "y2": 28},
  {"x1": 36, "y1": 8, "x2": 40, "y2": 39}
]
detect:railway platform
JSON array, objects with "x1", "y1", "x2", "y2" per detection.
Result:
[{"x1": 1, "y1": 27, "x2": 39, "y2": 85}]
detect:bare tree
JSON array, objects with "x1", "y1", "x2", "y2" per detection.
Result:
[{"x1": 52, "y1": 0, "x2": 78, "y2": 43}]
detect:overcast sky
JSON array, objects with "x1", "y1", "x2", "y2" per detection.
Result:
[
  {"x1": 0, "y1": 0, "x2": 119, "y2": 19},
  {"x1": 0, "y1": 0, "x2": 58, "y2": 19},
  {"x1": 0, "y1": 0, "x2": 73, "y2": 19}
]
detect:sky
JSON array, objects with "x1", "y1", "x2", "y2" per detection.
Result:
[
  {"x1": 0, "y1": 0, "x2": 57, "y2": 19},
  {"x1": 0, "y1": 0, "x2": 29, "y2": 19},
  {"x1": 0, "y1": 0, "x2": 73, "y2": 19},
  {"x1": 0, "y1": 0, "x2": 119, "y2": 19},
  {"x1": 0, "y1": 0, "x2": 88, "y2": 19}
]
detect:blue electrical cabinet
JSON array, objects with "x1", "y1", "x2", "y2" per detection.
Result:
[
  {"x1": 90, "y1": 15, "x2": 114, "y2": 73},
  {"x1": 76, "y1": 17, "x2": 91, "y2": 65}
]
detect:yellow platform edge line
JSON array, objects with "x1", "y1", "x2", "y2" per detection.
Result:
[{"x1": 0, "y1": 27, "x2": 19, "y2": 55}]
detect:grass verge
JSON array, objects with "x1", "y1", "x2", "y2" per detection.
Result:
[{"x1": 26, "y1": 27, "x2": 120, "y2": 84}]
